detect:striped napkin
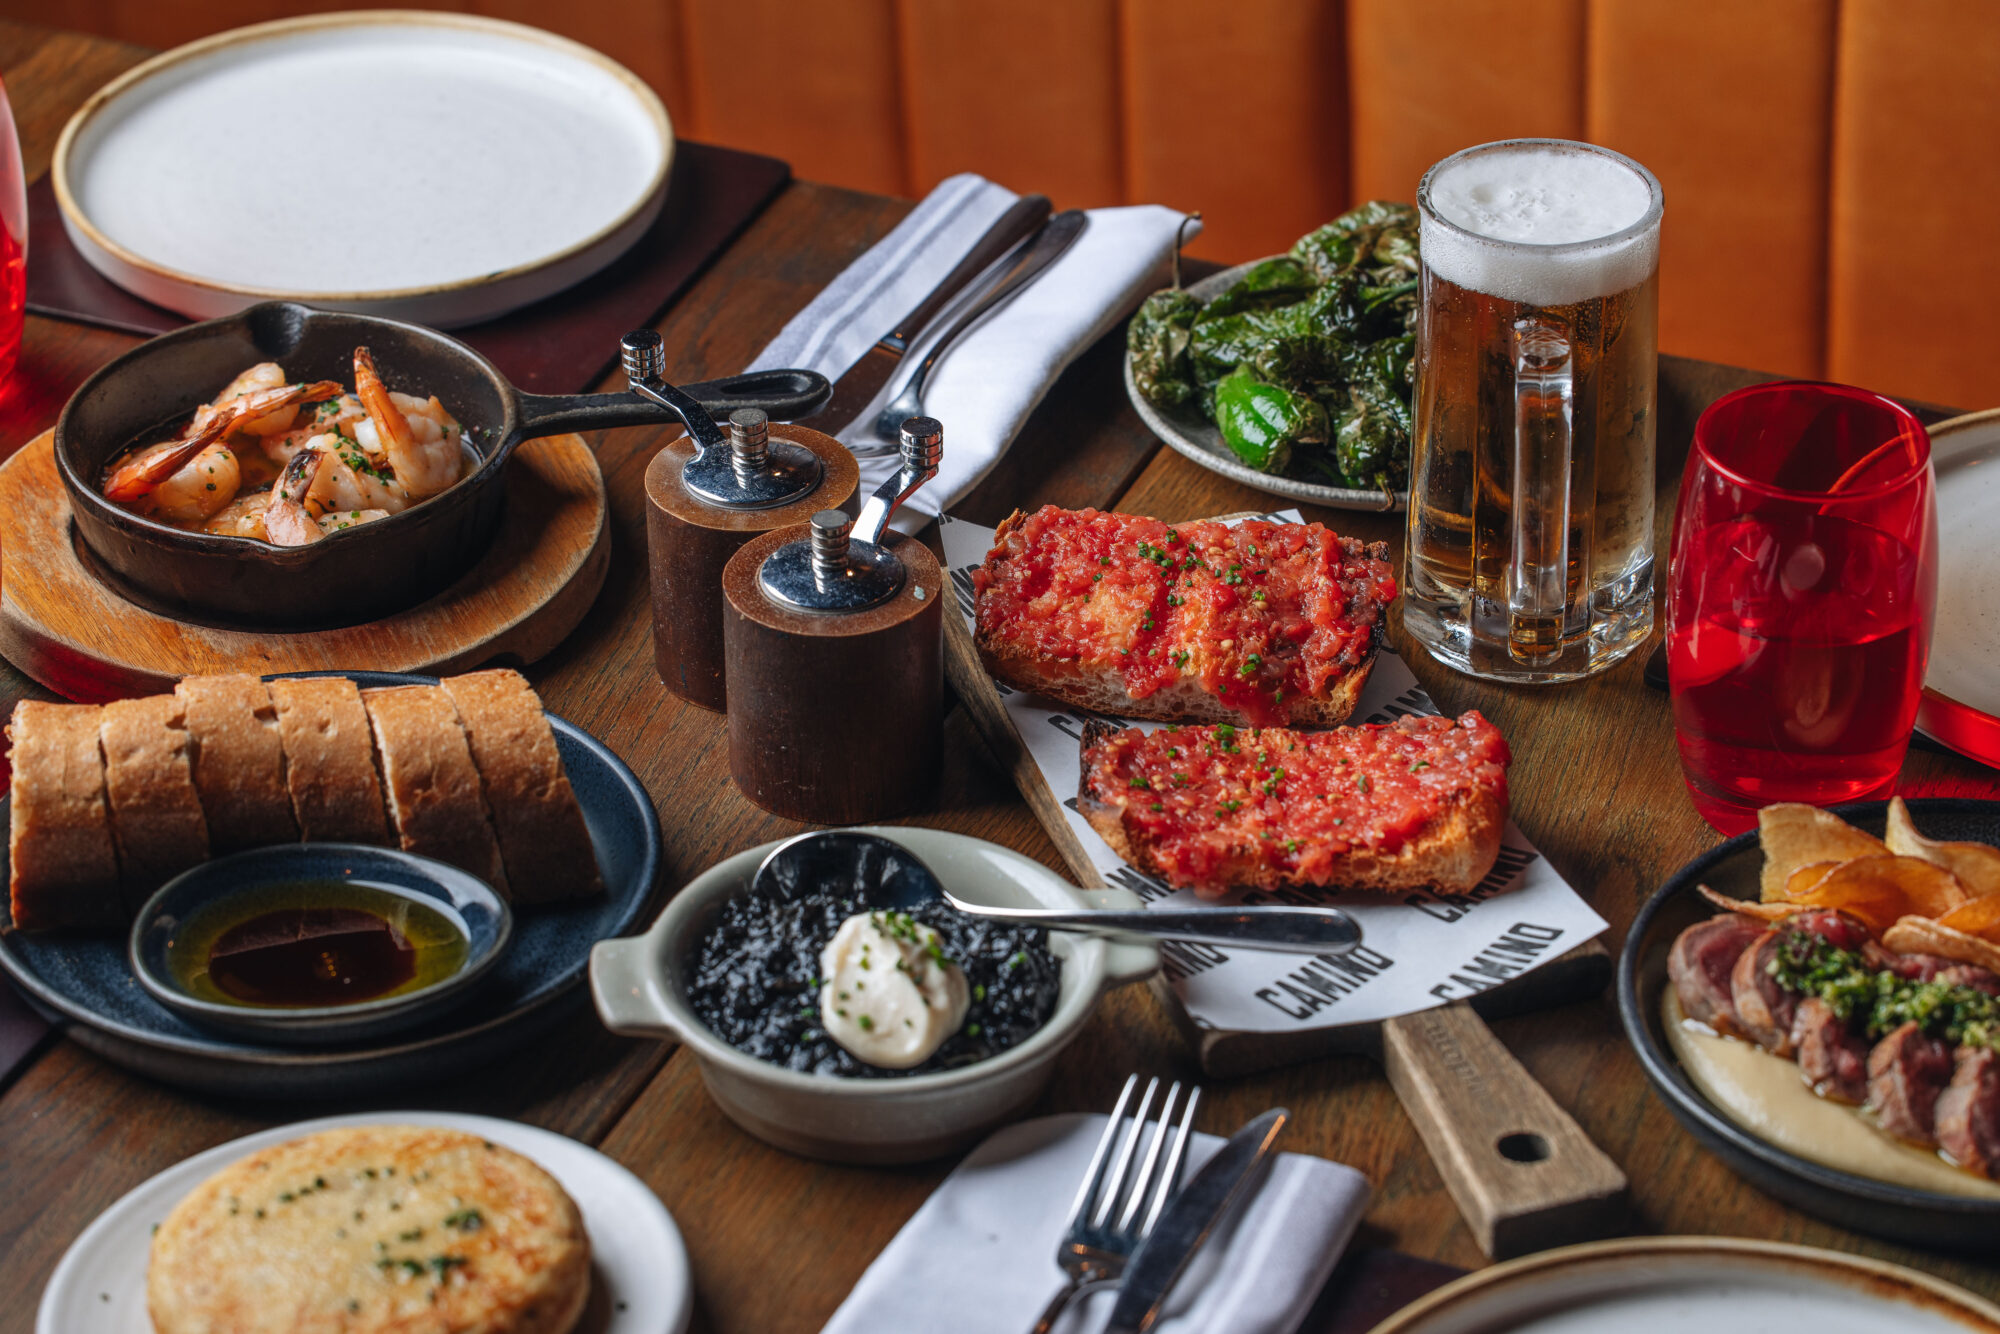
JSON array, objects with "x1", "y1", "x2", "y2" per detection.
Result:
[
  {"x1": 822, "y1": 1112, "x2": 1371, "y2": 1334},
  {"x1": 746, "y1": 174, "x2": 1197, "y2": 530}
]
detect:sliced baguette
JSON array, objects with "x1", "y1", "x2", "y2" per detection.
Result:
[
  {"x1": 440, "y1": 669, "x2": 602, "y2": 903},
  {"x1": 100, "y1": 695, "x2": 210, "y2": 909},
  {"x1": 176, "y1": 674, "x2": 297, "y2": 852},
  {"x1": 267, "y1": 677, "x2": 392, "y2": 846},
  {"x1": 1076, "y1": 716, "x2": 1508, "y2": 897},
  {"x1": 362, "y1": 685, "x2": 510, "y2": 896},
  {"x1": 7, "y1": 702, "x2": 122, "y2": 930}
]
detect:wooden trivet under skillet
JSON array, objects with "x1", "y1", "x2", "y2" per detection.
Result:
[
  {"x1": 0, "y1": 431, "x2": 607, "y2": 702},
  {"x1": 26, "y1": 140, "x2": 791, "y2": 395},
  {"x1": 940, "y1": 581, "x2": 1625, "y2": 1259}
]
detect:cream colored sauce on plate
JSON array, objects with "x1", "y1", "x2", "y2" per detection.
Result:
[{"x1": 1662, "y1": 990, "x2": 2000, "y2": 1200}]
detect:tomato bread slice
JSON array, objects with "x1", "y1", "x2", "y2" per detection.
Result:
[{"x1": 1077, "y1": 713, "x2": 1510, "y2": 898}]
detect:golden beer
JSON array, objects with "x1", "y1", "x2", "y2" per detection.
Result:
[{"x1": 1404, "y1": 140, "x2": 1663, "y2": 682}]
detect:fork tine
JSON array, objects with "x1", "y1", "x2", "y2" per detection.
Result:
[
  {"x1": 1090, "y1": 1076, "x2": 1159, "y2": 1229},
  {"x1": 1139, "y1": 1084, "x2": 1202, "y2": 1237},
  {"x1": 1114, "y1": 1080, "x2": 1182, "y2": 1234},
  {"x1": 1064, "y1": 1074, "x2": 1137, "y2": 1228}
]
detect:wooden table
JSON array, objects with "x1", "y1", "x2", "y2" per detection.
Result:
[{"x1": 1, "y1": 20, "x2": 1997, "y2": 1332}]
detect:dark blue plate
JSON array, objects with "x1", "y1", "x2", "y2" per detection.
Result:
[
  {"x1": 0, "y1": 671, "x2": 661, "y2": 1097},
  {"x1": 1618, "y1": 798, "x2": 2000, "y2": 1254}
]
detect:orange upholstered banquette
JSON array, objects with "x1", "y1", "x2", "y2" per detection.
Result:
[{"x1": 18, "y1": 0, "x2": 1999, "y2": 408}]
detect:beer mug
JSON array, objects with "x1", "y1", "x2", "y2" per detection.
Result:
[{"x1": 1404, "y1": 139, "x2": 1663, "y2": 683}]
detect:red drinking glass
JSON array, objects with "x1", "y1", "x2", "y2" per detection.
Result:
[
  {"x1": 1667, "y1": 381, "x2": 1937, "y2": 834},
  {"x1": 0, "y1": 76, "x2": 21, "y2": 388}
]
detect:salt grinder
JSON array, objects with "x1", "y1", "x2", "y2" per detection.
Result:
[
  {"x1": 633, "y1": 330, "x2": 859, "y2": 711},
  {"x1": 722, "y1": 417, "x2": 946, "y2": 823}
]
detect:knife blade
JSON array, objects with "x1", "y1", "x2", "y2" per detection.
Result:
[
  {"x1": 1101, "y1": 1107, "x2": 1289, "y2": 1334},
  {"x1": 789, "y1": 192, "x2": 1052, "y2": 435}
]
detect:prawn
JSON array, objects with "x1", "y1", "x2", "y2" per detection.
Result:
[
  {"x1": 196, "y1": 362, "x2": 300, "y2": 437},
  {"x1": 353, "y1": 347, "x2": 463, "y2": 500},
  {"x1": 262, "y1": 446, "x2": 329, "y2": 546},
  {"x1": 104, "y1": 380, "x2": 342, "y2": 505}
]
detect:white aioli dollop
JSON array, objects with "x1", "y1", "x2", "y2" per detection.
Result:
[{"x1": 819, "y1": 912, "x2": 969, "y2": 1069}]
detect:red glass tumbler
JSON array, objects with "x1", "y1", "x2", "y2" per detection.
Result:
[
  {"x1": 0, "y1": 77, "x2": 21, "y2": 387},
  {"x1": 1667, "y1": 381, "x2": 1936, "y2": 834}
]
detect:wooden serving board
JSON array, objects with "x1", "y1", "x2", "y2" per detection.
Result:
[
  {"x1": 0, "y1": 430, "x2": 608, "y2": 702},
  {"x1": 940, "y1": 599, "x2": 1626, "y2": 1259}
]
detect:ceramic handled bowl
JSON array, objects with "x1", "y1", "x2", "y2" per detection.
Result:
[
  {"x1": 55, "y1": 301, "x2": 829, "y2": 629},
  {"x1": 590, "y1": 826, "x2": 1159, "y2": 1164}
]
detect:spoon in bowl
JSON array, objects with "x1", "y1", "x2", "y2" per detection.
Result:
[{"x1": 750, "y1": 830, "x2": 1362, "y2": 956}]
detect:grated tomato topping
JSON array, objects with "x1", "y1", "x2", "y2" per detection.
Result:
[{"x1": 1080, "y1": 712, "x2": 1510, "y2": 895}]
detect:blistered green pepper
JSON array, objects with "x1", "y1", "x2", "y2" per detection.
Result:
[
  {"x1": 1333, "y1": 377, "x2": 1412, "y2": 489},
  {"x1": 1196, "y1": 256, "x2": 1315, "y2": 321},
  {"x1": 1128, "y1": 289, "x2": 1202, "y2": 407},
  {"x1": 1213, "y1": 366, "x2": 1327, "y2": 474}
]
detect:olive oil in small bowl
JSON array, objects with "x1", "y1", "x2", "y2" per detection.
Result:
[{"x1": 131, "y1": 844, "x2": 512, "y2": 1046}]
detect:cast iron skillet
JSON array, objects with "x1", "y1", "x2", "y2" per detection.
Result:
[
  {"x1": 55, "y1": 301, "x2": 828, "y2": 629},
  {"x1": 1618, "y1": 798, "x2": 2000, "y2": 1254}
]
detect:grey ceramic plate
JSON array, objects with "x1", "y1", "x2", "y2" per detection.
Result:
[
  {"x1": 1618, "y1": 798, "x2": 2000, "y2": 1253},
  {"x1": 1122, "y1": 258, "x2": 1404, "y2": 513},
  {"x1": 0, "y1": 671, "x2": 661, "y2": 1098}
]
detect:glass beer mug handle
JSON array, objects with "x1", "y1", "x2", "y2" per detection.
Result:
[{"x1": 1508, "y1": 318, "x2": 1573, "y2": 663}]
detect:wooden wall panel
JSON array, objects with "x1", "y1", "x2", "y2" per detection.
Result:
[
  {"x1": 1586, "y1": 0, "x2": 1835, "y2": 379},
  {"x1": 1828, "y1": 0, "x2": 2000, "y2": 408},
  {"x1": 681, "y1": 0, "x2": 906, "y2": 196},
  {"x1": 897, "y1": 0, "x2": 1121, "y2": 208},
  {"x1": 1348, "y1": 0, "x2": 1584, "y2": 205},
  {"x1": 1120, "y1": 0, "x2": 1346, "y2": 261}
]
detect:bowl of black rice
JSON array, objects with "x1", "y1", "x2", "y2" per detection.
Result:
[{"x1": 589, "y1": 827, "x2": 1160, "y2": 1164}]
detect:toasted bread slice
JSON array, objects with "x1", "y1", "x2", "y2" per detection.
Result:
[
  {"x1": 362, "y1": 685, "x2": 510, "y2": 896},
  {"x1": 100, "y1": 695, "x2": 210, "y2": 909},
  {"x1": 1076, "y1": 714, "x2": 1509, "y2": 898},
  {"x1": 176, "y1": 674, "x2": 297, "y2": 853},
  {"x1": 440, "y1": 669, "x2": 602, "y2": 904},
  {"x1": 973, "y1": 506, "x2": 1394, "y2": 727},
  {"x1": 7, "y1": 701, "x2": 123, "y2": 930},
  {"x1": 267, "y1": 677, "x2": 392, "y2": 845}
]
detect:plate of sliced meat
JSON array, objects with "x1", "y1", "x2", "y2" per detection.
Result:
[
  {"x1": 0, "y1": 669, "x2": 661, "y2": 1098},
  {"x1": 1619, "y1": 797, "x2": 2000, "y2": 1252}
]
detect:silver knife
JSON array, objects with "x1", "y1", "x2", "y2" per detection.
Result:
[
  {"x1": 790, "y1": 192, "x2": 1052, "y2": 435},
  {"x1": 1102, "y1": 1107, "x2": 1289, "y2": 1334}
]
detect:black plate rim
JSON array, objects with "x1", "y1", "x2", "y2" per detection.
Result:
[
  {"x1": 1617, "y1": 796, "x2": 2000, "y2": 1217},
  {"x1": 0, "y1": 669, "x2": 662, "y2": 1069}
]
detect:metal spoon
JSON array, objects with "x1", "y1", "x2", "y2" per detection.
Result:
[{"x1": 750, "y1": 830, "x2": 1361, "y2": 956}]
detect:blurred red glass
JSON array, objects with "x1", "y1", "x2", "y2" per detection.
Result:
[
  {"x1": 0, "y1": 77, "x2": 21, "y2": 388},
  {"x1": 1667, "y1": 381, "x2": 1937, "y2": 834}
]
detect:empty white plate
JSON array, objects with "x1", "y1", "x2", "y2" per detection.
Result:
[
  {"x1": 1371, "y1": 1237, "x2": 2000, "y2": 1334},
  {"x1": 1917, "y1": 409, "x2": 2000, "y2": 769},
  {"x1": 37, "y1": 1110, "x2": 692, "y2": 1334},
  {"x1": 53, "y1": 13, "x2": 673, "y2": 327}
]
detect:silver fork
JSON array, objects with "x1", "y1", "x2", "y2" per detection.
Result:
[{"x1": 1027, "y1": 1073, "x2": 1202, "y2": 1334}]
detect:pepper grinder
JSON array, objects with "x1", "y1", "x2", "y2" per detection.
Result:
[
  {"x1": 722, "y1": 417, "x2": 946, "y2": 823},
  {"x1": 633, "y1": 331, "x2": 859, "y2": 711}
]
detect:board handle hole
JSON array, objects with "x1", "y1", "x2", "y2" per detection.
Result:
[{"x1": 1496, "y1": 1132, "x2": 1551, "y2": 1163}]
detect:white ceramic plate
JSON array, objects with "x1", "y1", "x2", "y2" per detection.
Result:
[
  {"x1": 1916, "y1": 408, "x2": 2000, "y2": 768},
  {"x1": 1123, "y1": 258, "x2": 1404, "y2": 513},
  {"x1": 53, "y1": 11, "x2": 673, "y2": 328},
  {"x1": 1371, "y1": 1237, "x2": 2000, "y2": 1334},
  {"x1": 36, "y1": 1111, "x2": 692, "y2": 1334}
]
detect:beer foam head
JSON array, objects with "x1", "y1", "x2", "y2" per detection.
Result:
[{"x1": 1420, "y1": 141, "x2": 1660, "y2": 306}]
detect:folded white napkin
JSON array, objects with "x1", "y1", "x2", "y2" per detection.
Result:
[
  {"x1": 747, "y1": 174, "x2": 1197, "y2": 531},
  {"x1": 822, "y1": 1112, "x2": 1371, "y2": 1334}
]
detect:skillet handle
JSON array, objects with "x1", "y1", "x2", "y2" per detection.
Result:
[{"x1": 512, "y1": 369, "x2": 833, "y2": 439}]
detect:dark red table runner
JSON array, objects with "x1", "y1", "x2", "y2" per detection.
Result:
[{"x1": 26, "y1": 140, "x2": 791, "y2": 394}]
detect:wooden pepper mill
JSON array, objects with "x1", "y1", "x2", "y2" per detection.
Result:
[
  {"x1": 632, "y1": 332, "x2": 858, "y2": 711},
  {"x1": 723, "y1": 417, "x2": 945, "y2": 823}
]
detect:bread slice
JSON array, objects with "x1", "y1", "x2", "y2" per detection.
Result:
[
  {"x1": 362, "y1": 685, "x2": 510, "y2": 895},
  {"x1": 267, "y1": 677, "x2": 392, "y2": 845},
  {"x1": 973, "y1": 506, "x2": 1393, "y2": 727},
  {"x1": 440, "y1": 669, "x2": 602, "y2": 903},
  {"x1": 100, "y1": 695, "x2": 210, "y2": 909},
  {"x1": 175, "y1": 674, "x2": 297, "y2": 853},
  {"x1": 7, "y1": 701, "x2": 123, "y2": 930},
  {"x1": 1076, "y1": 714, "x2": 1509, "y2": 898}
]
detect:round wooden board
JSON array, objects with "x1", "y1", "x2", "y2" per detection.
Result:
[{"x1": 0, "y1": 430, "x2": 609, "y2": 702}]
